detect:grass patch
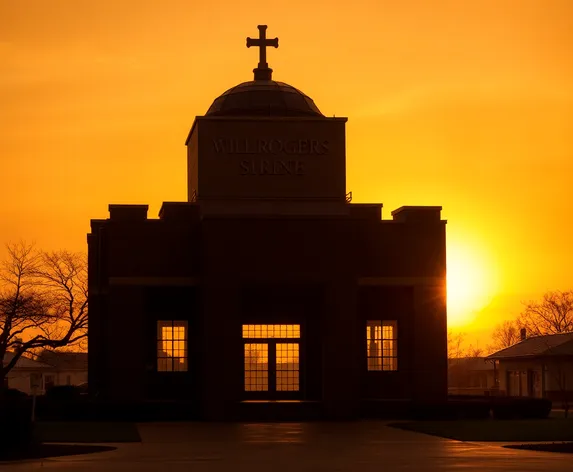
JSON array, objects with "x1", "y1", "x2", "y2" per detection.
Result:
[
  {"x1": 35, "y1": 422, "x2": 141, "y2": 443},
  {"x1": 389, "y1": 419, "x2": 573, "y2": 442}
]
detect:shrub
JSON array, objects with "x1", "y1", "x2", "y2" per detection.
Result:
[
  {"x1": 360, "y1": 399, "x2": 412, "y2": 419},
  {"x1": 0, "y1": 388, "x2": 29, "y2": 400},
  {"x1": 491, "y1": 397, "x2": 551, "y2": 420},
  {"x1": 411, "y1": 399, "x2": 490, "y2": 421},
  {"x1": 0, "y1": 397, "x2": 36, "y2": 458},
  {"x1": 46, "y1": 385, "x2": 82, "y2": 402},
  {"x1": 40, "y1": 385, "x2": 84, "y2": 420},
  {"x1": 451, "y1": 399, "x2": 491, "y2": 419}
]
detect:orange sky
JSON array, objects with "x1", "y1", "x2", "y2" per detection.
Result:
[{"x1": 1, "y1": 0, "x2": 572, "y2": 346}]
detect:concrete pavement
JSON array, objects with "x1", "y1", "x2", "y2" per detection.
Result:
[{"x1": 2, "y1": 421, "x2": 571, "y2": 471}]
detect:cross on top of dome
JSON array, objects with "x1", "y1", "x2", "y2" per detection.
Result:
[{"x1": 246, "y1": 25, "x2": 279, "y2": 81}]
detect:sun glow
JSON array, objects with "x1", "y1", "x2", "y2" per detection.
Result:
[{"x1": 447, "y1": 242, "x2": 498, "y2": 328}]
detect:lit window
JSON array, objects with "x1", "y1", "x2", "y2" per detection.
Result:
[
  {"x1": 242, "y1": 325, "x2": 301, "y2": 393},
  {"x1": 276, "y1": 343, "x2": 299, "y2": 391},
  {"x1": 242, "y1": 324, "x2": 300, "y2": 339},
  {"x1": 366, "y1": 320, "x2": 397, "y2": 371},
  {"x1": 244, "y1": 343, "x2": 269, "y2": 391},
  {"x1": 157, "y1": 320, "x2": 188, "y2": 372}
]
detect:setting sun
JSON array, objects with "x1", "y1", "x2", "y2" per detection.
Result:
[{"x1": 447, "y1": 242, "x2": 499, "y2": 328}]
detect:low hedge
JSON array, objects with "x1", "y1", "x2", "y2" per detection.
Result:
[
  {"x1": 411, "y1": 399, "x2": 491, "y2": 421},
  {"x1": 0, "y1": 396, "x2": 37, "y2": 458},
  {"x1": 45, "y1": 385, "x2": 82, "y2": 402},
  {"x1": 34, "y1": 397, "x2": 200, "y2": 422},
  {"x1": 491, "y1": 397, "x2": 552, "y2": 420},
  {"x1": 410, "y1": 397, "x2": 551, "y2": 421}
]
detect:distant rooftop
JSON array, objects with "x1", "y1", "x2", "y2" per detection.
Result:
[
  {"x1": 487, "y1": 332, "x2": 573, "y2": 360},
  {"x1": 38, "y1": 350, "x2": 88, "y2": 370},
  {"x1": 448, "y1": 357, "x2": 493, "y2": 371},
  {"x1": 3, "y1": 352, "x2": 52, "y2": 370}
]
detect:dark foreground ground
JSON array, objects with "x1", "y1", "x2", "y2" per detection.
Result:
[
  {"x1": 505, "y1": 443, "x2": 573, "y2": 454},
  {"x1": 389, "y1": 418, "x2": 573, "y2": 442},
  {"x1": 2, "y1": 421, "x2": 573, "y2": 471},
  {"x1": 0, "y1": 444, "x2": 117, "y2": 462}
]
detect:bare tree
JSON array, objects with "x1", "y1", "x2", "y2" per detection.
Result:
[
  {"x1": 519, "y1": 290, "x2": 573, "y2": 336},
  {"x1": 0, "y1": 242, "x2": 88, "y2": 390},
  {"x1": 465, "y1": 345, "x2": 484, "y2": 358},
  {"x1": 489, "y1": 319, "x2": 522, "y2": 352},
  {"x1": 447, "y1": 330, "x2": 466, "y2": 359}
]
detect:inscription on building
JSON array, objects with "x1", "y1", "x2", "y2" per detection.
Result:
[
  {"x1": 240, "y1": 159, "x2": 304, "y2": 176},
  {"x1": 212, "y1": 138, "x2": 329, "y2": 155},
  {"x1": 213, "y1": 138, "x2": 327, "y2": 176}
]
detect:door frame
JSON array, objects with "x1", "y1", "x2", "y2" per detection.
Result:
[{"x1": 242, "y1": 328, "x2": 304, "y2": 400}]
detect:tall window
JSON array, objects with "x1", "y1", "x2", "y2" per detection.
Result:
[
  {"x1": 366, "y1": 320, "x2": 398, "y2": 371},
  {"x1": 244, "y1": 343, "x2": 269, "y2": 391},
  {"x1": 157, "y1": 320, "x2": 188, "y2": 372},
  {"x1": 276, "y1": 343, "x2": 300, "y2": 391}
]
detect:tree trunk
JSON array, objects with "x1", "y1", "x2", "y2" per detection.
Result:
[{"x1": 0, "y1": 373, "x2": 7, "y2": 395}]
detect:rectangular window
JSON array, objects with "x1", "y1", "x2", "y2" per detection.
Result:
[
  {"x1": 244, "y1": 343, "x2": 269, "y2": 391},
  {"x1": 242, "y1": 324, "x2": 300, "y2": 339},
  {"x1": 157, "y1": 320, "x2": 188, "y2": 372},
  {"x1": 366, "y1": 320, "x2": 398, "y2": 371},
  {"x1": 45, "y1": 375, "x2": 55, "y2": 391},
  {"x1": 276, "y1": 343, "x2": 300, "y2": 391},
  {"x1": 242, "y1": 324, "x2": 301, "y2": 393},
  {"x1": 30, "y1": 373, "x2": 42, "y2": 391}
]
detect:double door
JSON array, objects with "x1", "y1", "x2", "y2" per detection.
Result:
[{"x1": 243, "y1": 324, "x2": 301, "y2": 399}]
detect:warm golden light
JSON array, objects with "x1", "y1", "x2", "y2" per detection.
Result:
[
  {"x1": 244, "y1": 343, "x2": 269, "y2": 391},
  {"x1": 2, "y1": 2, "x2": 572, "y2": 346},
  {"x1": 447, "y1": 242, "x2": 499, "y2": 328},
  {"x1": 276, "y1": 343, "x2": 299, "y2": 391},
  {"x1": 157, "y1": 320, "x2": 188, "y2": 372},
  {"x1": 243, "y1": 325, "x2": 300, "y2": 393},
  {"x1": 366, "y1": 320, "x2": 398, "y2": 371},
  {"x1": 242, "y1": 324, "x2": 300, "y2": 339}
]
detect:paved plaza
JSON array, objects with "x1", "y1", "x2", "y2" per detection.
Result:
[{"x1": 2, "y1": 421, "x2": 571, "y2": 471}]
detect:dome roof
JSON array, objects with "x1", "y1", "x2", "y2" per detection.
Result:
[{"x1": 206, "y1": 80, "x2": 323, "y2": 117}]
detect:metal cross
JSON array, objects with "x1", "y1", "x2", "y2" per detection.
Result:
[{"x1": 246, "y1": 25, "x2": 279, "y2": 69}]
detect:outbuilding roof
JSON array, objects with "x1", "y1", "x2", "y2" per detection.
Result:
[
  {"x1": 3, "y1": 352, "x2": 53, "y2": 370},
  {"x1": 448, "y1": 357, "x2": 494, "y2": 371},
  {"x1": 37, "y1": 350, "x2": 88, "y2": 370},
  {"x1": 487, "y1": 332, "x2": 573, "y2": 360}
]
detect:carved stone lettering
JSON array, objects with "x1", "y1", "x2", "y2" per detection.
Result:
[
  {"x1": 213, "y1": 139, "x2": 226, "y2": 153},
  {"x1": 257, "y1": 139, "x2": 268, "y2": 153},
  {"x1": 213, "y1": 138, "x2": 329, "y2": 155},
  {"x1": 239, "y1": 159, "x2": 305, "y2": 175}
]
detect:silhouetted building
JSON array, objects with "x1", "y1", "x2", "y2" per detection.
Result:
[
  {"x1": 488, "y1": 332, "x2": 573, "y2": 401},
  {"x1": 37, "y1": 350, "x2": 88, "y2": 390},
  {"x1": 3, "y1": 350, "x2": 87, "y2": 395},
  {"x1": 3, "y1": 352, "x2": 52, "y2": 395},
  {"x1": 448, "y1": 357, "x2": 496, "y2": 395},
  {"x1": 88, "y1": 26, "x2": 447, "y2": 420}
]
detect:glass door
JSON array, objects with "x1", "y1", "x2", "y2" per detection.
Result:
[
  {"x1": 242, "y1": 325, "x2": 301, "y2": 399},
  {"x1": 244, "y1": 343, "x2": 269, "y2": 392}
]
